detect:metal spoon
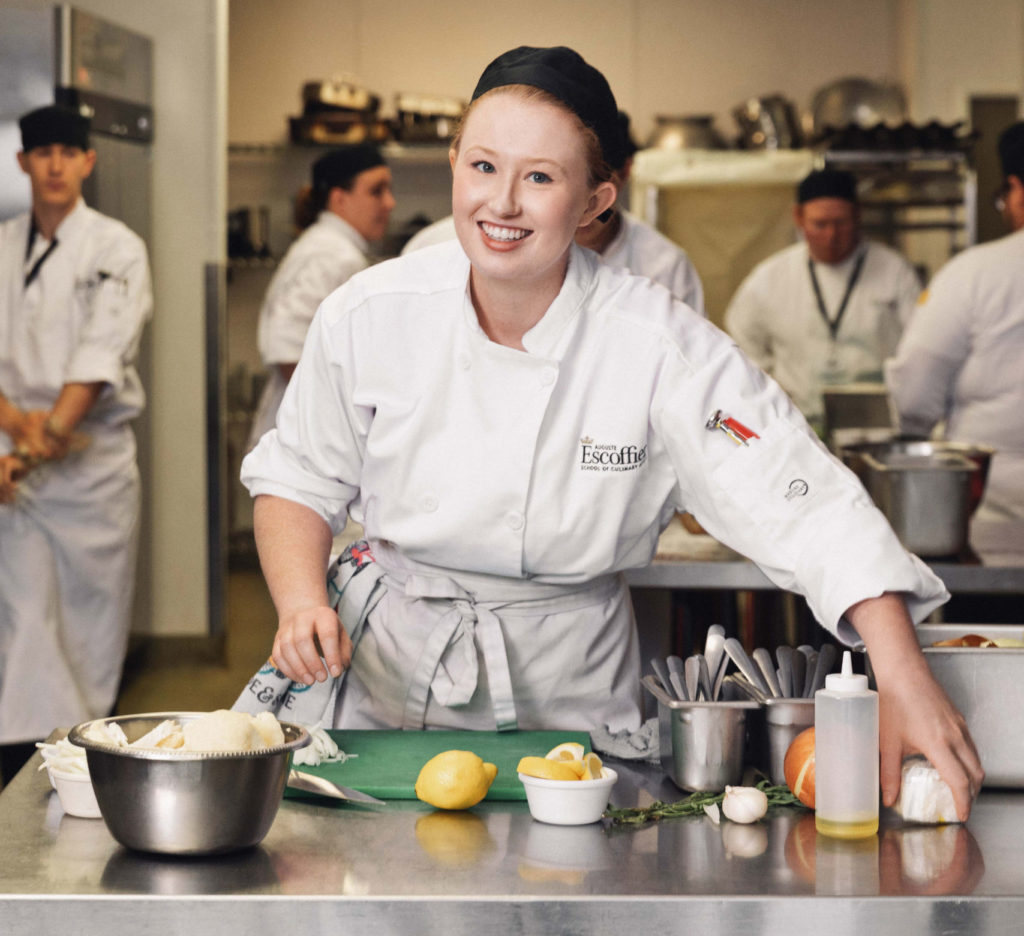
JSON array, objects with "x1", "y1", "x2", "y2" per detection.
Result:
[
  {"x1": 704, "y1": 624, "x2": 726, "y2": 670},
  {"x1": 684, "y1": 655, "x2": 701, "y2": 701},
  {"x1": 808, "y1": 643, "x2": 838, "y2": 696},
  {"x1": 695, "y1": 653, "x2": 713, "y2": 701},
  {"x1": 724, "y1": 637, "x2": 770, "y2": 695},
  {"x1": 801, "y1": 650, "x2": 818, "y2": 698},
  {"x1": 776, "y1": 645, "x2": 794, "y2": 698},
  {"x1": 667, "y1": 654, "x2": 689, "y2": 701},
  {"x1": 711, "y1": 646, "x2": 730, "y2": 702},
  {"x1": 752, "y1": 647, "x2": 783, "y2": 698},
  {"x1": 651, "y1": 657, "x2": 676, "y2": 700},
  {"x1": 723, "y1": 673, "x2": 769, "y2": 705},
  {"x1": 790, "y1": 649, "x2": 807, "y2": 703}
]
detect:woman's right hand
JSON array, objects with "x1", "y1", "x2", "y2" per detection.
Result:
[{"x1": 271, "y1": 605, "x2": 354, "y2": 685}]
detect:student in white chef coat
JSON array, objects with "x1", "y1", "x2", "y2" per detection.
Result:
[
  {"x1": 887, "y1": 121, "x2": 1024, "y2": 527},
  {"x1": 240, "y1": 47, "x2": 982, "y2": 817},
  {"x1": 246, "y1": 145, "x2": 395, "y2": 450},
  {"x1": 401, "y1": 112, "x2": 706, "y2": 315},
  {"x1": 725, "y1": 169, "x2": 921, "y2": 434},
  {"x1": 0, "y1": 106, "x2": 152, "y2": 781}
]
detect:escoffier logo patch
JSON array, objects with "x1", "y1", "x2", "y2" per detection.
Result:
[{"x1": 579, "y1": 436, "x2": 648, "y2": 473}]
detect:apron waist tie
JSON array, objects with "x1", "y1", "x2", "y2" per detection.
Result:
[{"x1": 399, "y1": 573, "x2": 518, "y2": 732}]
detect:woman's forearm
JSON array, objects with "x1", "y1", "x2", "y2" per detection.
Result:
[{"x1": 253, "y1": 494, "x2": 334, "y2": 618}]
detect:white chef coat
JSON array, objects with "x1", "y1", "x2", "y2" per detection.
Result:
[
  {"x1": 247, "y1": 211, "x2": 370, "y2": 449},
  {"x1": 885, "y1": 226, "x2": 1024, "y2": 523},
  {"x1": 242, "y1": 240, "x2": 946, "y2": 733},
  {"x1": 401, "y1": 212, "x2": 706, "y2": 313},
  {"x1": 0, "y1": 199, "x2": 151, "y2": 743},
  {"x1": 725, "y1": 240, "x2": 921, "y2": 430}
]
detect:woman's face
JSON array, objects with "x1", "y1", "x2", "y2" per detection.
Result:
[
  {"x1": 332, "y1": 165, "x2": 396, "y2": 242},
  {"x1": 450, "y1": 92, "x2": 616, "y2": 294}
]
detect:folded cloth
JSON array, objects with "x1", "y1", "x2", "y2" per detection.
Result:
[
  {"x1": 232, "y1": 540, "x2": 384, "y2": 726},
  {"x1": 590, "y1": 716, "x2": 660, "y2": 763}
]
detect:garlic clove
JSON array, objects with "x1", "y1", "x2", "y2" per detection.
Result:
[
  {"x1": 721, "y1": 785, "x2": 768, "y2": 824},
  {"x1": 703, "y1": 802, "x2": 721, "y2": 825}
]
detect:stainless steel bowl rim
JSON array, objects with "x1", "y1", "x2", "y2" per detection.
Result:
[{"x1": 68, "y1": 711, "x2": 311, "y2": 761}]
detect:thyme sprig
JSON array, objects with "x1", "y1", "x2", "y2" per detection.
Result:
[{"x1": 604, "y1": 779, "x2": 805, "y2": 827}]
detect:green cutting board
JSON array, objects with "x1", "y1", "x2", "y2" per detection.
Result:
[{"x1": 285, "y1": 729, "x2": 591, "y2": 801}]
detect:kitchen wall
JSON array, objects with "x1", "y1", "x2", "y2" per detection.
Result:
[
  {"x1": 228, "y1": 0, "x2": 905, "y2": 146},
  {"x1": 12, "y1": 0, "x2": 228, "y2": 639}
]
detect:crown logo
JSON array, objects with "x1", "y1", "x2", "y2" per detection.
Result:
[{"x1": 580, "y1": 436, "x2": 593, "y2": 445}]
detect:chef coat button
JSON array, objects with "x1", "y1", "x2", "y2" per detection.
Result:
[
  {"x1": 506, "y1": 511, "x2": 524, "y2": 531},
  {"x1": 540, "y1": 367, "x2": 557, "y2": 387},
  {"x1": 420, "y1": 494, "x2": 439, "y2": 512},
  {"x1": 458, "y1": 353, "x2": 471, "y2": 370}
]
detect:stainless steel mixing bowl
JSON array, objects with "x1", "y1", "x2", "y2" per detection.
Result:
[{"x1": 68, "y1": 712, "x2": 310, "y2": 856}]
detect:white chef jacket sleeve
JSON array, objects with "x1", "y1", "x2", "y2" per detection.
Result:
[
  {"x1": 64, "y1": 232, "x2": 152, "y2": 390},
  {"x1": 652, "y1": 336, "x2": 948, "y2": 644},
  {"x1": 885, "y1": 264, "x2": 970, "y2": 437},
  {"x1": 674, "y1": 258, "x2": 705, "y2": 318},
  {"x1": 241, "y1": 285, "x2": 367, "y2": 534},
  {"x1": 723, "y1": 271, "x2": 773, "y2": 375},
  {"x1": 261, "y1": 249, "x2": 364, "y2": 365},
  {"x1": 894, "y1": 255, "x2": 925, "y2": 327}
]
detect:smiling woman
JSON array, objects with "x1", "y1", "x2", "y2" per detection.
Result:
[
  {"x1": 235, "y1": 46, "x2": 982, "y2": 822},
  {"x1": 450, "y1": 90, "x2": 616, "y2": 346}
]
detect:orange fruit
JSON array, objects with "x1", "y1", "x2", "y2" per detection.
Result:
[{"x1": 784, "y1": 726, "x2": 816, "y2": 808}]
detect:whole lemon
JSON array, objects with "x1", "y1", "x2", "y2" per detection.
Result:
[{"x1": 415, "y1": 750, "x2": 498, "y2": 810}]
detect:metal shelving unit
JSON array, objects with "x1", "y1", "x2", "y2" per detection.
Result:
[{"x1": 822, "y1": 149, "x2": 977, "y2": 272}]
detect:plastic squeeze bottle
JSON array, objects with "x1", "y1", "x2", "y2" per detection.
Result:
[{"x1": 814, "y1": 650, "x2": 879, "y2": 838}]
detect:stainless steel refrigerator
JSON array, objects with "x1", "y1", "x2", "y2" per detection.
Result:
[{"x1": 0, "y1": 4, "x2": 157, "y2": 632}]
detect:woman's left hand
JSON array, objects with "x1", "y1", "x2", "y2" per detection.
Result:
[
  {"x1": 846, "y1": 593, "x2": 984, "y2": 821},
  {"x1": 0, "y1": 454, "x2": 28, "y2": 503},
  {"x1": 876, "y1": 655, "x2": 983, "y2": 821}
]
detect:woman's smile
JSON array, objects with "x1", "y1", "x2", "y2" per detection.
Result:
[{"x1": 479, "y1": 221, "x2": 531, "y2": 244}]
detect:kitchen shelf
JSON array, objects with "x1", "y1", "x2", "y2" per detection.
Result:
[
  {"x1": 228, "y1": 140, "x2": 451, "y2": 164},
  {"x1": 822, "y1": 147, "x2": 977, "y2": 260}
]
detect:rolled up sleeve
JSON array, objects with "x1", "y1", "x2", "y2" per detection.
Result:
[{"x1": 242, "y1": 286, "x2": 369, "y2": 534}]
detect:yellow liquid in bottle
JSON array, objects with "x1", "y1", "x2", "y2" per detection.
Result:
[{"x1": 815, "y1": 814, "x2": 879, "y2": 839}]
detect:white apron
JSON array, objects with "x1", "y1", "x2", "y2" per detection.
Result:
[
  {"x1": 0, "y1": 425, "x2": 140, "y2": 742},
  {"x1": 333, "y1": 540, "x2": 641, "y2": 734}
]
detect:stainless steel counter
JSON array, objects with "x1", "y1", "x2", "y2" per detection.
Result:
[
  {"x1": 627, "y1": 518, "x2": 1024, "y2": 593},
  {"x1": 3, "y1": 753, "x2": 1024, "y2": 936}
]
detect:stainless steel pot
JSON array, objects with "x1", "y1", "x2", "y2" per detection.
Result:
[
  {"x1": 732, "y1": 95, "x2": 802, "y2": 150},
  {"x1": 840, "y1": 440, "x2": 994, "y2": 557},
  {"x1": 646, "y1": 115, "x2": 727, "y2": 150}
]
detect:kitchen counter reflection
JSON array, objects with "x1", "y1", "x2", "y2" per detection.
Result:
[{"x1": 3, "y1": 755, "x2": 1024, "y2": 934}]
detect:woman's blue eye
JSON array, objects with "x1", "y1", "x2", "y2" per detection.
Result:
[
  {"x1": 471, "y1": 160, "x2": 495, "y2": 173},
  {"x1": 528, "y1": 171, "x2": 552, "y2": 184}
]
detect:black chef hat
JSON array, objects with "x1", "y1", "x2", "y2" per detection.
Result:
[
  {"x1": 616, "y1": 111, "x2": 639, "y2": 168},
  {"x1": 797, "y1": 169, "x2": 858, "y2": 205},
  {"x1": 312, "y1": 144, "x2": 386, "y2": 192},
  {"x1": 19, "y1": 104, "x2": 90, "y2": 152},
  {"x1": 471, "y1": 46, "x2": 624, "y2": 169},
  {"x1": 998, "y1": 121, "x2": 1024, "y2": 180}
]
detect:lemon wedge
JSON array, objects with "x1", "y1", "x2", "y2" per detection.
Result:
[
  {"x1": 582, "y1": 752, "x2": 604, "y2": 780},
  {"x1": 517, "y1": 756, "x2": 581, "y2": 781},
  {"x1": 545, "y1": 741, "x2": 586, "y2": 762},
  {"x1": 563, "y1": 758, "x2": 588, "y2": 779}
]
